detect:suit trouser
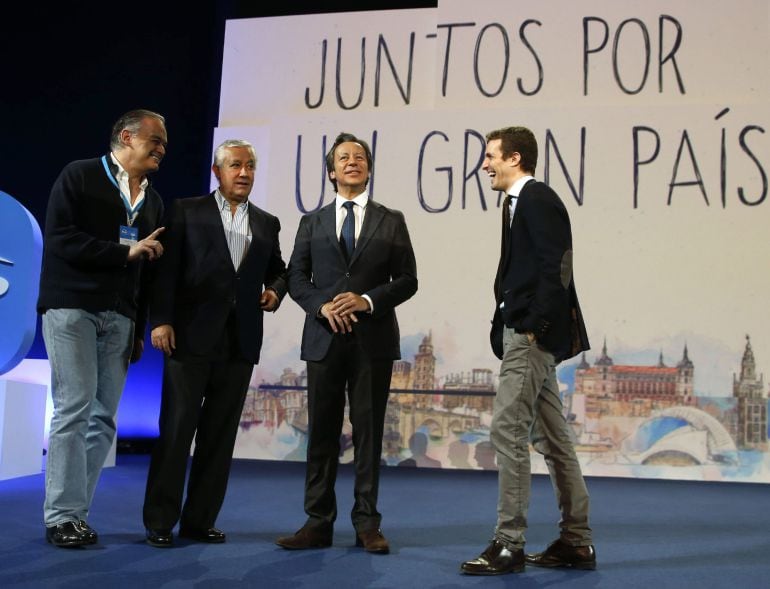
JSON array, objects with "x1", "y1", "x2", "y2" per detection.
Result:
[
  {"x1": 491, "y1": 327, "x2": 592, "y2": 549},
  {"x1": 143, "y1": 318, "x2": 253, "y2": 532},
  {"x1": 304, "y1": 334, "x2": 392, "y2": 533}
]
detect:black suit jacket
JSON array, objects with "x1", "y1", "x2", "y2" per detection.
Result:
[
  {"x1": 495, "y1": 180, "x2": 589, "y2": 362},
  {"x1": 287, "y1": 200, "x2": 417, "y2": 362},
  {"x1": 150, "y1": 193, "x2": 287, "y2": 364}
]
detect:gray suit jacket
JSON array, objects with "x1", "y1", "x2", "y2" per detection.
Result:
[{"x1": 287, "y1": 200, "x2": 417, "y2": 362}]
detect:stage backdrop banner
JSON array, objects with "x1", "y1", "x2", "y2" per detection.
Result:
[{"x1": 216, "y1": 0, "x2": 770, "y2": 483}]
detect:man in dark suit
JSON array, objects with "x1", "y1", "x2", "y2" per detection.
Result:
[
  {"x1": 143, "y1": 139, "x2": 287, "y2": 547},
  {"x1": 462, "y1": 127, "x2": 595, "y2": 575},
  {"x1": 276, "y1": 132, "x2": 417, "y2": 554}
]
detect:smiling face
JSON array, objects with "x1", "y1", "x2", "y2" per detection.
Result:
[
  {"x1": 212, "y1": 146, "x2": 256, "y2": 206},
  {"x1": 482, "y1": 138, "x2": 520, "y2": 193},
  {"x1": 120, "y1": 116, "x2": 167, "y2": 175},
  {"x1": 329, "y1": 141, "x2": 370, "y2": 197}
]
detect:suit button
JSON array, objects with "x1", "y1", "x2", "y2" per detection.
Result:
[{"x1": 345, "y1": 272, "x2": 350, "y2": 277}]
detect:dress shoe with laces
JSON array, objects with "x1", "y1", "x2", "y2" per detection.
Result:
[
  {"x1": 525, "y1": 538, "x2": 596, "y2": 570},
  {"x1": 77, "y1": 521, "x2": 98, "y2": 545},
  {"x1": 275, "y1": 525, "x2": 333, "y2": 550},
  {"x1": 46, "y1": 521, "x2": 90, "y2": 547},
  {"x1": 179, "y1": 527, "x2": 226, "y2": 543},
  {"x1": 355, "y1": 528, "x2": 390, "y2": 554},
  {"x1": 145, "y1": 528, "x2": 173, "y2": 548},
  {"x1": 461, "y1": 539, "x2": 525, "y2": 575}
]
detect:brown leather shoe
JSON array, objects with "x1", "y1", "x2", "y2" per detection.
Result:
[
  {"x1": 355, "y1": 528, "x2": 390, "y2": 554},
  {"x1": 525, "y1": 538, "x2": 596, "y2": 570},
  {"x1": 461, "y1": 539, "x2": 525, "y2": 575},
  {"x1": 275, "y1": 526, "x2": 332, "y2": 550}
]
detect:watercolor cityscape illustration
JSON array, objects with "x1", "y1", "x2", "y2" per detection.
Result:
[{"x1": 234, "y1": 333, "x2": 770, "y2": 483}]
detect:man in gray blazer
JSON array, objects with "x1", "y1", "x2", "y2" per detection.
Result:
[{"x1": 276, "y1": 132, "x2": 417, "y2": 554}]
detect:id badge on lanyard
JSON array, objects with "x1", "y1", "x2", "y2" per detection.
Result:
[
  {"x1": 119, "y1": 225, "x2": 139, "y2": 246},
  {"x1": 102, "y1": 156, "x2": 144, "y2": 245}
]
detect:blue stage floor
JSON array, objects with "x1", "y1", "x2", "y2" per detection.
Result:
[{"x1": 1, "y1": 454, "x2": 768, "y2": 588}]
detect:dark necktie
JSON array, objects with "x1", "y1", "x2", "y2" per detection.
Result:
[
  {"x1": 494, "y1": 194, "x2": 514, "y2": 302},
  {"x1": 502, "y1": 193, "x2": 513, "y2": 235},
  {"x1": 340, "y1": 200, "x2": 356, "y2": 260}
]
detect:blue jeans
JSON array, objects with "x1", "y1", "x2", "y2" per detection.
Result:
[
  {"x1": 491, "y1": 328, "x2": 591, "y2": 549},
  {"x1": 42, "y1": 308, "x2": 133, "y2": 526}
]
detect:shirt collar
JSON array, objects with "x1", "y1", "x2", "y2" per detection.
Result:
[
  {"x1": 508, "y1": 175, "x2": 535, "y2": 197},
  {"x1": 215, "y1": 189, "x2": 249, "y2": 212},
  {"x1": 336, "y1": 191, "x2": 369, "y2": 210},
  {"x1": 109, "y1": 152, "x2": 148, "y2": 190}
]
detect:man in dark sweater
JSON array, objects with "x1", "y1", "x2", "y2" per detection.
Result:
[{"x1": 37, "y1": 109, "x2": 167, "y2": 547}]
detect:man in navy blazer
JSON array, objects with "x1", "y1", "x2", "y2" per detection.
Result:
[
  {"x1": 462, "y1": 127, "x2": 595, "y2": 575},
  {"x1": 143, "y1": 139, "x2": 287, "y2": 547},
  {"x1": 276, "y1": 132, "x2": 417, "y2": 554}
]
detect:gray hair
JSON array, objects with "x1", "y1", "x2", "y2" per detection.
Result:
[
  {"x1": 213, "y1": 139, "x2": 256, "y2": 167},
  {"x1": 109, "y1": 109, "x2": 165, "y2": 151}
]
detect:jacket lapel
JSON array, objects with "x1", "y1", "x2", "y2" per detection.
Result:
[
  {"x1": 320, "y1": 203, "x2": 346, "y2": 262},
  {"x1": 349, "y1": 200, "x2": 384, "y2": 266},
  {"x1": 500, "y1": 179, "x2": 537, "y2": 285},
  {"x1": 510, "y1": 178, "x2": 536, "y2": 224},
  {"x1": 204, "y1": 193, "x2": 237, "y2": 272}
]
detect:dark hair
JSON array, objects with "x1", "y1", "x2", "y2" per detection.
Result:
[
  {"x1": 325, "y1": 132, "x2": 373, "y2": 191},
  {"x1": 485, "y1": 126, "x2": 538, "y2": 174},
  {"x1": 110, "y1": 109, "x2": 165, "y2": 151}
]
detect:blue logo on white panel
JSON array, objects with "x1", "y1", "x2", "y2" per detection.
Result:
[{"x1": 0, "y1": 190, "x2": 43, "y2": 375}]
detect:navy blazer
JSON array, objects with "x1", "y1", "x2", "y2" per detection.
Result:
[
  {"x1": 496, "y1": 181, "x2": 589, "y2": 362},
  {"x1": 287, "y1": 200, "x2": 418, "y2": 362},
  {"x1": 150, "y1": 193, "x2": 287, "y2": 364}
]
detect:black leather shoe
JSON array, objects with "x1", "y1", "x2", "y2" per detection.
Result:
[
  {"x1": 525, "y1": 538, "x2": 596, "y2": 570},
  {"x1": 46, "y1": 521, "x2": 90, "y2": 547},
  {"x1": 355, "y1": 528, "x2": 390, "y2": 554},
  {"x1": 276, "y1": 525, "x2": 333, "y2": 550},
  {"x1": 145, "y1": 528, "x2": 173, "y2": 547},
  {"x1": 461, "y1": 539, "x2": 525, "y2": 575},
  {"x1": 77, "y1": 520, "x2": 98, "y2": 545},
  {"x1": 179, "y1": 527, "x2": 226, "y2": 543}
]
